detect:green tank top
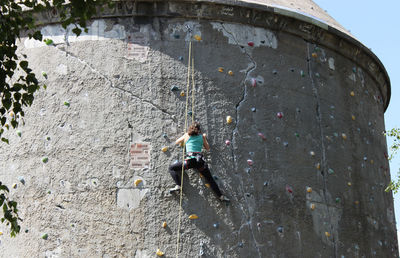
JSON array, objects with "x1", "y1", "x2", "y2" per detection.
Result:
[{"x1": 185, "y1": 135, "x2": 203, "y2": 154}]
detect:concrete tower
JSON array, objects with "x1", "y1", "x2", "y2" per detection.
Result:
[{"x1": 0, "y1": 0, "x2": 396, "y2": 257}]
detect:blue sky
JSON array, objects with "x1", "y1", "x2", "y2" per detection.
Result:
[{"x1": 314, "y1": 0, "x2": 400, "y2": 239}]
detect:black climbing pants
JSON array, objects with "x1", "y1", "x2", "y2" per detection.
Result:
[{"x1": 168, "y1": 155, "x2": 222, "y2": 197}]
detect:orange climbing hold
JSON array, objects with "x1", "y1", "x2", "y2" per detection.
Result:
[
  {"x1": 228, "y1": 70, "x2": 234, "y2": 76},
  {"x1": 351, "y1": 115, "x2": 356, "y2": 121},
  {"x1": 306, "y1": 187, "x2": 312, "y2": 193},
  {"x1": 134, "y1": 179, "x2": 143, "y2": 187},
  {"x1": 218, "y1": 67, "x2": 224, "y2": 73},
  {"x1": 194, "y1": 35, "x2": 202, "y2": 41},
  {"x1": 311, "y1": 52, "x2": 318, "y2": 58},
  {"x1": 342, "y1": 133, "x2": 347, "y2": 140},
  {"x1": 316, "y1": 163, "x2": 321, "y2": 170},
  {"x1": 325, "y1": 232, "x2": 331, "y2": 237},
  {"x1": 310, "y1": 203, "x2": 315, "y2": 210},
  {"x1": 189, "y1": 214, "x2": 199, "y2": 220},
  {"x1": 180, "y1": 91, "x2": 185, "y2": 97},
  {"x1": 162, "y1": 222, "x2": 167, "y2": 228},
  {"x1": 205, "y1": 183, "x2": 211, "y2": 188}
]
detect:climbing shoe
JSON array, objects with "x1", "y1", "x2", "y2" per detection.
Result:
[
  {"x1": 169, "y1": 185, "x2": 181, "y2": 194},
  {"x1": 219, "y1": 195, "x2": 230, "y2": 202}
]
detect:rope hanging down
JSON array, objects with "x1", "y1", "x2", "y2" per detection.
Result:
[{"x1": 175, "y1": 39, "x2": 196, "y2": 258}]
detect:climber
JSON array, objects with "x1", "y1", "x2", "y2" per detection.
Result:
[{"x1": 168, "y1": 122, "x2": 230, "y2": 202}]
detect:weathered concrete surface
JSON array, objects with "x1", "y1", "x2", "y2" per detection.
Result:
[{"x1": 0, "y1": 1, "x2": 396, "y2": 257}]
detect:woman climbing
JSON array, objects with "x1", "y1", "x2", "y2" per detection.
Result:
[{"x1": 168, "y1": 122, "x2": 230, "y2": 202}]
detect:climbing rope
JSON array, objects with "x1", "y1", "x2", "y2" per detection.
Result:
[{"x1": 175, "y1": 38, "x2": 196, "y2": 258}]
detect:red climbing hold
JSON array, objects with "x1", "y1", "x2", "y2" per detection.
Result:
[
  {"x1": 247, "y1": 159, "x2": 253, "y2": 166},
  {"x1": 258, "y1": 133, "x2": 266, "y2": 140},
  {"x1": 277, "y1": 112, "x2": 283, "y2": 119},
  {"x1": 251, "y1": 78, "x2": 257, "y2": 87},
  {"x1": 248, "y1": 41, "x2": 254, "y2": 47},
  {"x1": 286, "y1": 185, "x2": 293, "y2": 193},
  {"x1": 225, "y1": 140, "x2": 231, "y2": 145}
]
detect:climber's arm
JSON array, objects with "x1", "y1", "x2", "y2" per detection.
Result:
[
  {"x1": 203, "y1": 134, "x2": 210, "y2": 151},
  {"x1": 175, "y1": 133, "x2": 189, "y2": 145}
]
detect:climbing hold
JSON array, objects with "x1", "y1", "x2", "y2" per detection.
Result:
[
  {"x1": 161, "y1": 147, "x2": 168, "y2": 152},
  {"x1": 300, "y1": 70, "x2": 305, "y2": 77},
  {"x1": 315, "y1": 163, "x2": 321, "y2": 170},
  {"x1": 311, "y1": 52, "x2": 318, "y2": 58},
  {"x1": 363, "y1": 156, "x2": 367, "y2": 161},
  {"x1": 162, "y1": 222, "x2": 167, "y2": 228},
  {"x1": 370, "y1": 160, "x2": 374, "y2": 164},
  {"x1": 247, "y1": 41, "x2": 254, "y2": 47},
  {"x1": 245, "y1": 193, "x2": 251, "y2": 197},
  {"x1": 225, "y1": 140, "x2": 231, "y2": 145},
  {"x1": 178, "y1": 56, "x2": 184, "y2": 61},
  {"x1": 188, "y1": 111, "x2": 193, "y2": 116},
  {"x1": 290, "y1": 68, "x2": 295, "y2": 72},
  {"x1": 170, "y1": 85, "x2": 179, "y2": 91},
  {"x1": 228, "y1": 70, "x2": 234, "y2": 76},
  {"x1": 194, "y1": 35, "x2": 202, "y2": 41},
  {"x1": 250, "y1": 78, "x2": 257, "y2": 87},
  {"x1": 276, "y1": 112, "x2": 283, "y2": 119},
  {"x1": 247, "y1": 159, "x2": 253, "y2": 166},
  {"x1": 272, "y1": 69, "x2": 278, "y2": 75},
  {"x1": 325, "y1": 232, "x2": 331, "y2": 237},
  {"x1": 0, "y1": 232, "x2": 2, "y2": 235},
  {"x1": 205, "y1": 183, "x2": 211, "y2": 188},
  {"x1": 42, "y1": 157, "x2": 49, "y2": 163},
  {"x1": 277, "y1": 226, "x2": 284, "y2": 233},
  {"x1": 257, "y1": 222, "x2": 261, "y2": 228},
  {"x1": 42, "y1": 233, "x2": 48, "y2": 240},
  {"x1": 258, "y1": 133, "x2": 266, "y2": 140},
  {"x1": 18, "y1": 176, "x2": 25, "y2": 184},
  {"x1": 16, "y1": 130, "x2": 22, "y2": 137},
  {"x1": 251, "y1": 107, "x2": 256, "y2": 112},
  {"x1": 180, "y1": 91, "x2": 185, "y2": 97},
  {"x1": 310, "y1": 151, "x2": 315, "y2": 157},
  {"x1": 134, "y1": 179, "x2": 142, "y2": 187},
  {"x1": 352, "y1": 67, "x2": 357, "y2": 73},
  {"x1": 218, "y1": 67, "x2": 224, "y2": 73},
  {"x1": 335, "y1": 197, "x2": 341, "y2": 203},
  {"x1": 294, "y1": 132, "x2": 300, "y2": 138},
  {"x1": 4, "y1": 124, "x2": 9, "y2": 130},
  {"x1": 173, "y1": 34, "x2": 180, "y2": 39},
  {"x1": 64, "y1": 101, "x2": 70, "y2": 107},
  {"x1": 46, "y1": 136, "x2": 51, "y2": 141},
  {"x1": 347, "y1": 182, "x2": 352, "y2": 186},
  {"x1": 306, "y1": 187, "x2": 312, "y2": 193},
  {"x1": 286, "y1": 185, "x2": 293, "y2": 193},
  {"x1": 162, "y1": 133, "x2": 167, "y2": 138},
  {"x1": 226, "y1": 116, "x2": 233, "y2": 124},
  {"x1": 245, "y1": 168, "x2": 251, "y2": 174},
  {"x1": 156, "y1": 249, "x2": 164, "y2": 256},
  {"x1": 354, "y1": 201, "x2": 359, "y2": 205},
  {"x1": 12, "y1": 183, "x2": 17, "y2": 189},
  {"x1": 238, "y1": 242, "x2": 244, "y2": 248},
  {"x1": 328, "y1": 168, "x2": 334, "y2": 174},
  {"x1": 351, "y1": 115, "x2": 356, "y2": 121},
  {"x1": 42, "y1": 71, "x2": 48, "y2": 78},
  {"x1": 189, "y1": 214, "x2": 199, "y2": 220},
  {"x1": 333, "y1": 132, "x2": 338, "y2": 137},
  {"x1": 9, "y1": 111, "x2": 15, "y2": 117},
  {"x1": 263, "y1": 181, "x2": 269, "y2": 186},
  {"x1": 44, "y1": 38, "x2": 53, "y2": 45},
  {"x1": 213, "y1": 222, "x2": 219, "y2": 228},
  {"x1": 283, "y1": 141, "x2": 289, "y2": 147},
  {"x1": 310, "y1": 203, "x2": 315, "y2": 210},
  {"x1": 350, "y1": 91, "x2": 355, "y2": 97},
  {"x1": 342, "y1": 133, "x2": 347, "y2": 140},
  {"x1": 315, "y1": 72, "x2": 320, "y2": 78}
]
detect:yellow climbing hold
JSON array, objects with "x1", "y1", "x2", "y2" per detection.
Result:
[
  {"x1": 10, "y1": 111, "x2": 15, "y2": 117},
  {"x1": 325, "y1": 232, "x2": 331, "y2": 237},
  {"x1": 218, "y1": 67, "x2": 224, "y2": 73},
  {"x1": 316, "y1": 163, "x2": 321, "y2": 170},
  {"x1": 342, "y1": 133, "x2": 347, "y2": 140},
  {"x1": 228, "y1": 70, "x2": 234, "y2": 76},
  {"x1": 162, "y1": 222, "x2": 167, "y2": 228},
  {"x1": 306, "y1": 187, "x2": 312, "y2": 193},
  {"x1": 189, "y1": 214, "x2": 199, "y2": 220},
  {"x1": 205, "y1": 183, "x2": 211, "y2": 188},
  {"x1": 0, "y1": 231, "x2": 3, "y2": 235},
  {"x1": 370, "y1": 160, "x2": 374, "y2": 164},
  {"x1": 180, "y1": 91, "x2": 185, "y2": 97},
  {"x1": 347, "y1": 182, "x2": 352, "y2": 186},
  {"x1": 194, "y1": 35, "x2": 202, "y2": 41},
  {"x1": 161, "y1": 146, "x2": 168, "y2": 152},
  {"x1": 226, "y1": 116, "x2": 233, "y2": 124},
  {"x1": 134, "y1": 179, "x2": 142, "y2": 187},
  {"x1": 351, "y1": 115, "x2": 356, "y2": 121},
  {"x1": 310, "y1": 203, "x2": 315, "y2": 210},
  {"x1": 311, "y1": 52, "x2": 318, "y2": 58},
  {"x1": 12, "y1": 183, "x2": 17, "y2": 189},
  {"x1": 156, "y1": 249, "x2": 164, "y2": 256},
  {"x1": 350, "y1": 91, "x2": 355, "y2": 97},
  {"x1": 354, "y1": 201, "x2": 360, "y2": 205}
]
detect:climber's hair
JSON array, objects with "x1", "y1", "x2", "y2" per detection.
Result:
[{"x1": 188, "y1": 122, "x2": 201, "y2": 136}]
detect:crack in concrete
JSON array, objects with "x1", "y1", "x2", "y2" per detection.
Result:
[
  {"x1": 306, "y1": 42, "x2": 337, "y2": 258},
  {"x1": 53, "y1": 45, "x2": 176, "y2": 122},
  {"x1": 220, "y1": 23, "x2": 261, "y2": 258}
]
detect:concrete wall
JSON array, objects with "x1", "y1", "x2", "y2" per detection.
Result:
[{"x1": 0, "y1": 1, "x2": 396, "y2": 257}]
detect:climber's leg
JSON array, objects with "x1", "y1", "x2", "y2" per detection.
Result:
[{"x1": 197, "y1": 163, "x2": 223, "y2": 197}]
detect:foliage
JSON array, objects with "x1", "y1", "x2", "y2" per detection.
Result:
[
  {"x1": 385, "y1": 128, "x2": 400, "y2": 193},
  {"x1": 1, "y1": 0, "x2": 111, "y2": 237}
]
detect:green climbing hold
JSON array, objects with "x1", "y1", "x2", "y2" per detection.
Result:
[
  {"x1": 16, "y1": 130, "x2": 21, "y2": 137},
  {"x1": 42, "y1": 157, "x2": 49, "y2": 163},
  {"x1": 64, "y1": 101, "x2": 70, "y2": 107},
  {"x1": 335, "y1": 197, "x2": 341, "y2": 203},
  {"x1": 42, "y1": 233, "x2": 48, "y2": 240},
  {"x1": 44, "y1": 39, "x2": 53, "y2": 45},
  {"x1": 328, "y1": 168, "x2": 334, "y2": 174},
  {"x1": 188, "y1": 111, "x2": 193, "y2": 116},
  {"x1": 294, "y1": 132, "x2": 300, "y2": 138},
  {"x1": 300, "y1": 70, "x2": 305, "y2": 77},
  {"x1": 42, "y1": 71, "x2": 48, "y2": 78}
]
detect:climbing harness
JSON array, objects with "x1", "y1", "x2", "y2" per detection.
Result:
[{"x1": 175, "y1": 35, "x2": 196, "y2": 258}]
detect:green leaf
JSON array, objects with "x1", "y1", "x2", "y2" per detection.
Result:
[
  {"x1": 1, "y1": 138, "x2": 9, "y2": 144},
  {"x1": 19, "y1": 61, "x2": 29, "y2": 70},
  {"x1": 0, "y1": 185, "x2": 9, "y2": 192}
]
